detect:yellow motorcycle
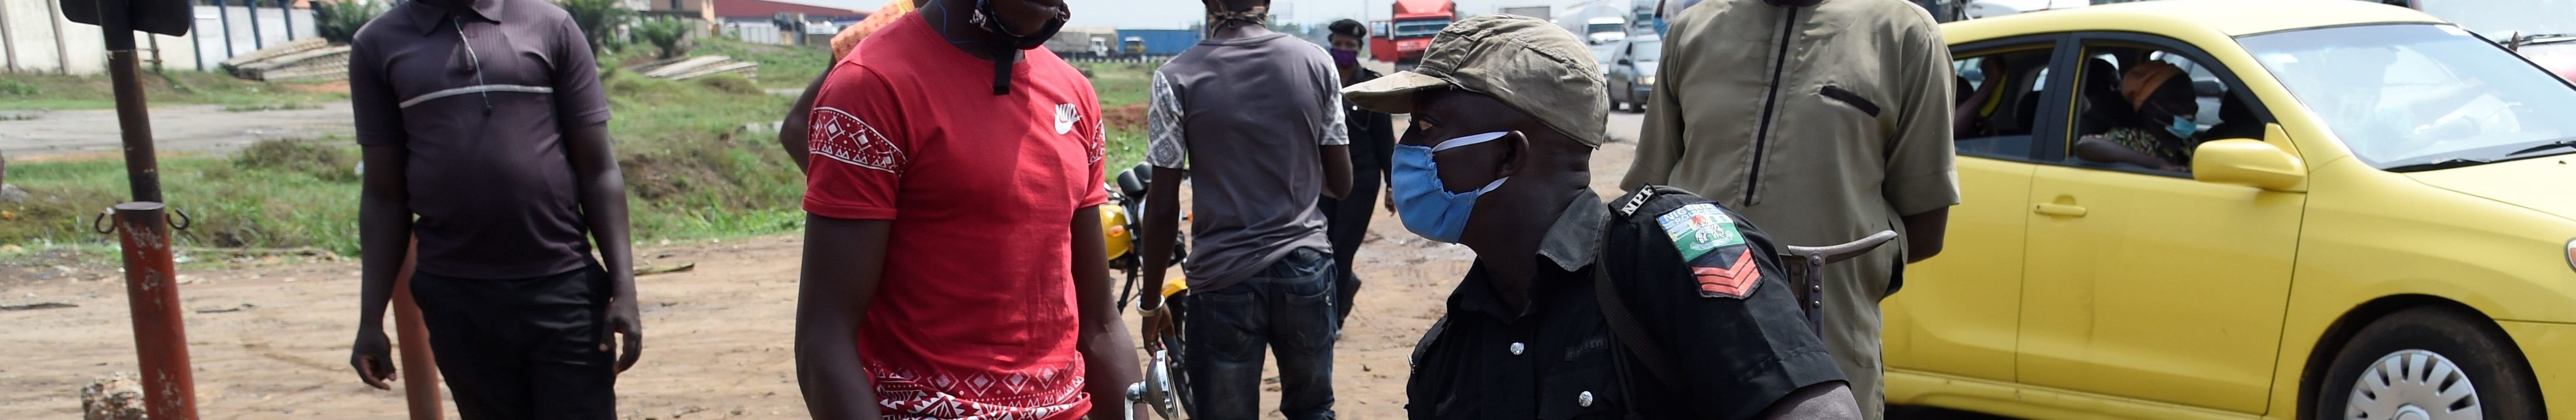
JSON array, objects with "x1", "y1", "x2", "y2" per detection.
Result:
[{"x1": 1101, "y1": 163, "x2": 1195, "y2": 419}]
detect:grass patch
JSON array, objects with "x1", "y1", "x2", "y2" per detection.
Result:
[
  {"x1": 1076, "y1": 61, "x2": 1158, "y2": 108},
  {"x1": 0, "y1": 70, "x2": 346, "y2": 111},
  {"x1": 608, "y1": 37, "x2": 832, "y2": 90},
  {"x1": 221, "y1": 103, "x2": 319, "y2": 112},
  {"x1": 0, "y1": 46, "x2": 1165, "y2": 263}
]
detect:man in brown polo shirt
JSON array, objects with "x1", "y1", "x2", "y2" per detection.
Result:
[
  {"x1": 1619, "y1": 1, "x2": 1958, "y2": 418},
  {"x1": 342, "y1": 0, "x2": 642, "y2": 417}
]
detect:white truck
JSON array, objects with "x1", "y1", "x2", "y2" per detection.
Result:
[{"x1": 1556, "y1": 0, "x2": 1630, "y2": 45}]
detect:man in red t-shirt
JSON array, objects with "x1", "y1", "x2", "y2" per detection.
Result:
[{"x1": 792, "y1": 0, "x2": 1143, "y2": 419}]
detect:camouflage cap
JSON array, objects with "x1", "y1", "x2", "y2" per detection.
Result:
[{"x1": 1342, "y1": 14, "x2": 1610, "y2": 147}]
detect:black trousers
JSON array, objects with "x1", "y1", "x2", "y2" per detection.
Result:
[
  {"x1": 411, "y1": 265, "x2": 617, "y2": 420},
  {"x1": 1315, "y1": 156, "x2": 1384, "y2": 330}
]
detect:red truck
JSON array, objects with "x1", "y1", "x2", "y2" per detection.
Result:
[{"x1": 1369, "y1": 0, "x2": 1456, "y2": 64}]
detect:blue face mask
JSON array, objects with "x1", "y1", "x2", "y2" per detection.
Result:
[
  {"x1": 1390, "y1": 131, "x2": 1512, "y2": 244},
  {"x1": 2164, "y1": 113, "x2": 2199, "y2": 139}
]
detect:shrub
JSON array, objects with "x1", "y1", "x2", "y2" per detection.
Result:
[
  {"x1": 635, "y1": 16, "x2": 696, "y2": 59},
  {"x1": 313, "y1": 0, "x2": 389, "y2": 45},
  {"x1": 557, "y1": 0, "x2": 633, "y2": 55},
  {"x1": 233, "y1": 139, "x2": 357, "y2": 183}
]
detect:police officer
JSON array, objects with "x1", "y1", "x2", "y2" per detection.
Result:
[{"x1": 1342, "y1": 15, "x2": 1860, "y2": 419}]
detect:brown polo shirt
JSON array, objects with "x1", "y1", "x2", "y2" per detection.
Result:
[{"x1": 347, "y1": 0, "x2": 611, "y2": 279}]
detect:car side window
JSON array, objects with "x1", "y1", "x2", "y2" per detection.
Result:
[
  {"x1": 2056, "y1": 40, "x2": 2274, "y2": 176},
  {"x1": 1951, "y1": 45, "x2": 2057, "y2": 160}
]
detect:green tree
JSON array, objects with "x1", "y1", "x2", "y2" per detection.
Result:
[
  {"x1": 634, "y1": 16, "x2": 696, "y2": 59},
  {"x1": 556, "y1": 0, "x2": 633, "y2": 55},
  {"x1": 313, "y1": 0, "x2": 389, "y2": 45}
]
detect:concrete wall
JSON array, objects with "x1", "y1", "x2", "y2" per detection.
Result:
[
  {"x1": 1, "y1": 0, "x2": 308, "y2": 75},
  {"x1": 189, "y1": 4, "x2": 315, "y2": 71}
]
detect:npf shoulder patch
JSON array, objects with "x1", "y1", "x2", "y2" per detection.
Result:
[
  {"x1": 1657, "y1": 203, "x2": 1760, "y2": 299},
  {"x1": 1656, "y1": 203, "x2": 1743, "y2": 262}
]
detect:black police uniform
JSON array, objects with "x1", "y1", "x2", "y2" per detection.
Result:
[
  {"x1": 1405, "y1": 186, "x2": 1844, "y2": 419},
  {"x1": 1322, "y1": 67, "x2": 1400, "y2": 326}
]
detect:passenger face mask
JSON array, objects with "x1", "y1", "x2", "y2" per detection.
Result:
[
  {"x1": 2148, "y1": 101, "x2": 2198, "y2": 139},
  {"x1": 1389, "y1": 131, "x2": 1513, "y2": 244}
]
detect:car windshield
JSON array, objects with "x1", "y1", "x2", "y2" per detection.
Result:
[
  {"x1": 1633, "y1": 40, "x2": 1661, "y2": 61},
  {"x1": 2238, "y1": 23, "x2": 2576, "y2": 169},
  {"x1": 2415, "y1": 0, "x2": 2576, "y2": 40},
  {"x1": 1593, "y1": 45, "x2": 1619, "y2": 65},
  {"x1": 1587, "y1": 22, "x2": 1623, "y2": 35},
  {"x1": 1393, "y1": 19, "x2": 1452, "y2": 38}
]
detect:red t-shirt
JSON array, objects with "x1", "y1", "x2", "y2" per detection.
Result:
[{"x1": 804, "y1": 14, "x2": 1106, "y2": 420}]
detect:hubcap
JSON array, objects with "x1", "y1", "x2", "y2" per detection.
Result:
[{"x1": 2346, "y1": 349, "x2": 2481, "y2": 420}]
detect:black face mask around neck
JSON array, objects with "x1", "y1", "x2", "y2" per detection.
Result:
[{"x1": 943, "y1": 0, "x2": 1067, "y2": 94}]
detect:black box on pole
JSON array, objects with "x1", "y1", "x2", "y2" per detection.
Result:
[{"x1": 60, "y1": 0, "x2": 194, "y2": 37}]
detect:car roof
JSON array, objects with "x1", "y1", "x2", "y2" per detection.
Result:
[{"x1": 1944, "y1": 0, "x2": 2445, "y2": 43}]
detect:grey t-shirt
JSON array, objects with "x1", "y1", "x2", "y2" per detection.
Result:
[
  {"x1": 349, "y1": 0, "x2": 612, "y2": 279},
  {"x1": 1146, "y1": 32, "x2": 1349, "y2": 291}
]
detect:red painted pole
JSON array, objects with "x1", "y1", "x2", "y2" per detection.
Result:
[
  {"x1": 394, "y1": 239, "x2": 445, "y2": 420},
  {"x1": 110, "y1": 202, "x2": 198, "y2": 420}
]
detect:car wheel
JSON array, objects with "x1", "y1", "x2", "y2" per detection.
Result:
[{"x1": 2315, "y1": 308, "x2": 2542, "y2": 420}]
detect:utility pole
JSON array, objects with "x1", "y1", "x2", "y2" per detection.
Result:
[{"x1": 61, "y1": 0, "x2": 199, "y2": 417}]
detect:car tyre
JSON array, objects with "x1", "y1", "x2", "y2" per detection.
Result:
[{"x1": 2314, "y1": 307, "x2": 2543, "y2": 420}]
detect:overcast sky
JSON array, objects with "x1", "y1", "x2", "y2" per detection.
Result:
[{"x1": 792, "y1": 0, "x2": 1615, "y2": 29}]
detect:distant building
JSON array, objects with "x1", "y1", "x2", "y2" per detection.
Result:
[
  {"x1": 649, "y1": 0, "x2": 864, "y2": 24},
  {"x1": 653, "y1": 0, "x2": 863, "y2": 45}
]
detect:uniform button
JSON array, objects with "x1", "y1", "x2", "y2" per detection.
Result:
[
  {"x1": 1509, "y1": 342, "x2": 1525, "y2": 355},
  {"x1": 1578, "y1": 391, "x2": 1595, "y2": 407}
]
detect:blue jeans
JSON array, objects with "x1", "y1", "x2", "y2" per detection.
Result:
[{"x1": 1184, "y1": 247, "x2": 1338, "y2": 420}]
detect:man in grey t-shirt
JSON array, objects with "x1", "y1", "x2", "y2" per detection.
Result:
[{"x1": 1131, "y1": 0, "x2": 1352, "y2": 417}]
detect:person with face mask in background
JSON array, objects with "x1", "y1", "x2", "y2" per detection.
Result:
[
  {"x1": 1619, "y1": 0, "x2": 1960, "y2": 418},
  {"x1": 791, "y1": 0, "x2": 1145, "y2": 418},
  {"x1": 2072, "y1": 60, "x2": 2200, "y2": 172},
  {"x1": 1347, "y1": 15, "x2": 1862, "y2": 419},
  {"x1": 1131, "y1": 0, "x2": 1355, "y2": 418},
  {"x1": 1318, "y1": 18, "x2": 1398, "y2": 334}
]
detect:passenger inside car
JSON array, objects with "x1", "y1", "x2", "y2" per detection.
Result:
[
  {"x1": 2072, "y1": 60, "x2": 2200, "y2": 171},
  {"x1": 1951, "y1": 49, "x2": 2053, "y2": 157}
]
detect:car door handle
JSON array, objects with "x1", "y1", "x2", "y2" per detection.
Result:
[{"x1": 2033, "y1": 203, "x2": 2088, "y2": 217}]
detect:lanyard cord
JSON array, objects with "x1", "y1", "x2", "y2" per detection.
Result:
[
  {"x1": 924, "y1": 0, "x2": 1017, "y2": 95},
  {"x1": 453, "y1": 16, "x2": 494, "y2": 114}
]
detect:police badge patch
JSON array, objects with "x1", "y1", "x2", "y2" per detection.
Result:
[
  {"x1": 1658, "y1": 203, "x2": 1761, "y2": 299},
  {"x1": 1656, "y1": 203, "x2": 1745, "y2": 262}
]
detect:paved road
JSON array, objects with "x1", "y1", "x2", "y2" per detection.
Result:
[{"x1": 0, "y1": 103, "x2": 356, "y2": 158}]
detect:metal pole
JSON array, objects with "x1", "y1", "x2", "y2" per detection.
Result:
[
  {"x1": 109, "y1": 203, "x2": 197, "y2": 420},
  {"x1": 394, "y1": 239, "x2": 446, "y2": 420},
  {"x1": 99, "y1": 0, "x2": 196, "y2": 414},
  {"x1": 215, "y1": 0, "x2": 233, "y2": 58},
  {"x1": 278, "y1": 0, "x2": 291, "y2": 40},
  {"x1": 246, "y1": 0, "x2": 261, "y2": 49}
]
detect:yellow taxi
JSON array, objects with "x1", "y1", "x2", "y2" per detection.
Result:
[{"x1": 1888, "y1": 0, "x2": 2576, "y2": 418}]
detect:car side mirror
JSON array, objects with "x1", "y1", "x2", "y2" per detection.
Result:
[
  {"x1": 2191, "y1": 139, "x2": 2305, "y2": 192},
  {"x1": 1619, "y1": 59, "x2": 1633, "y2": 66}
]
